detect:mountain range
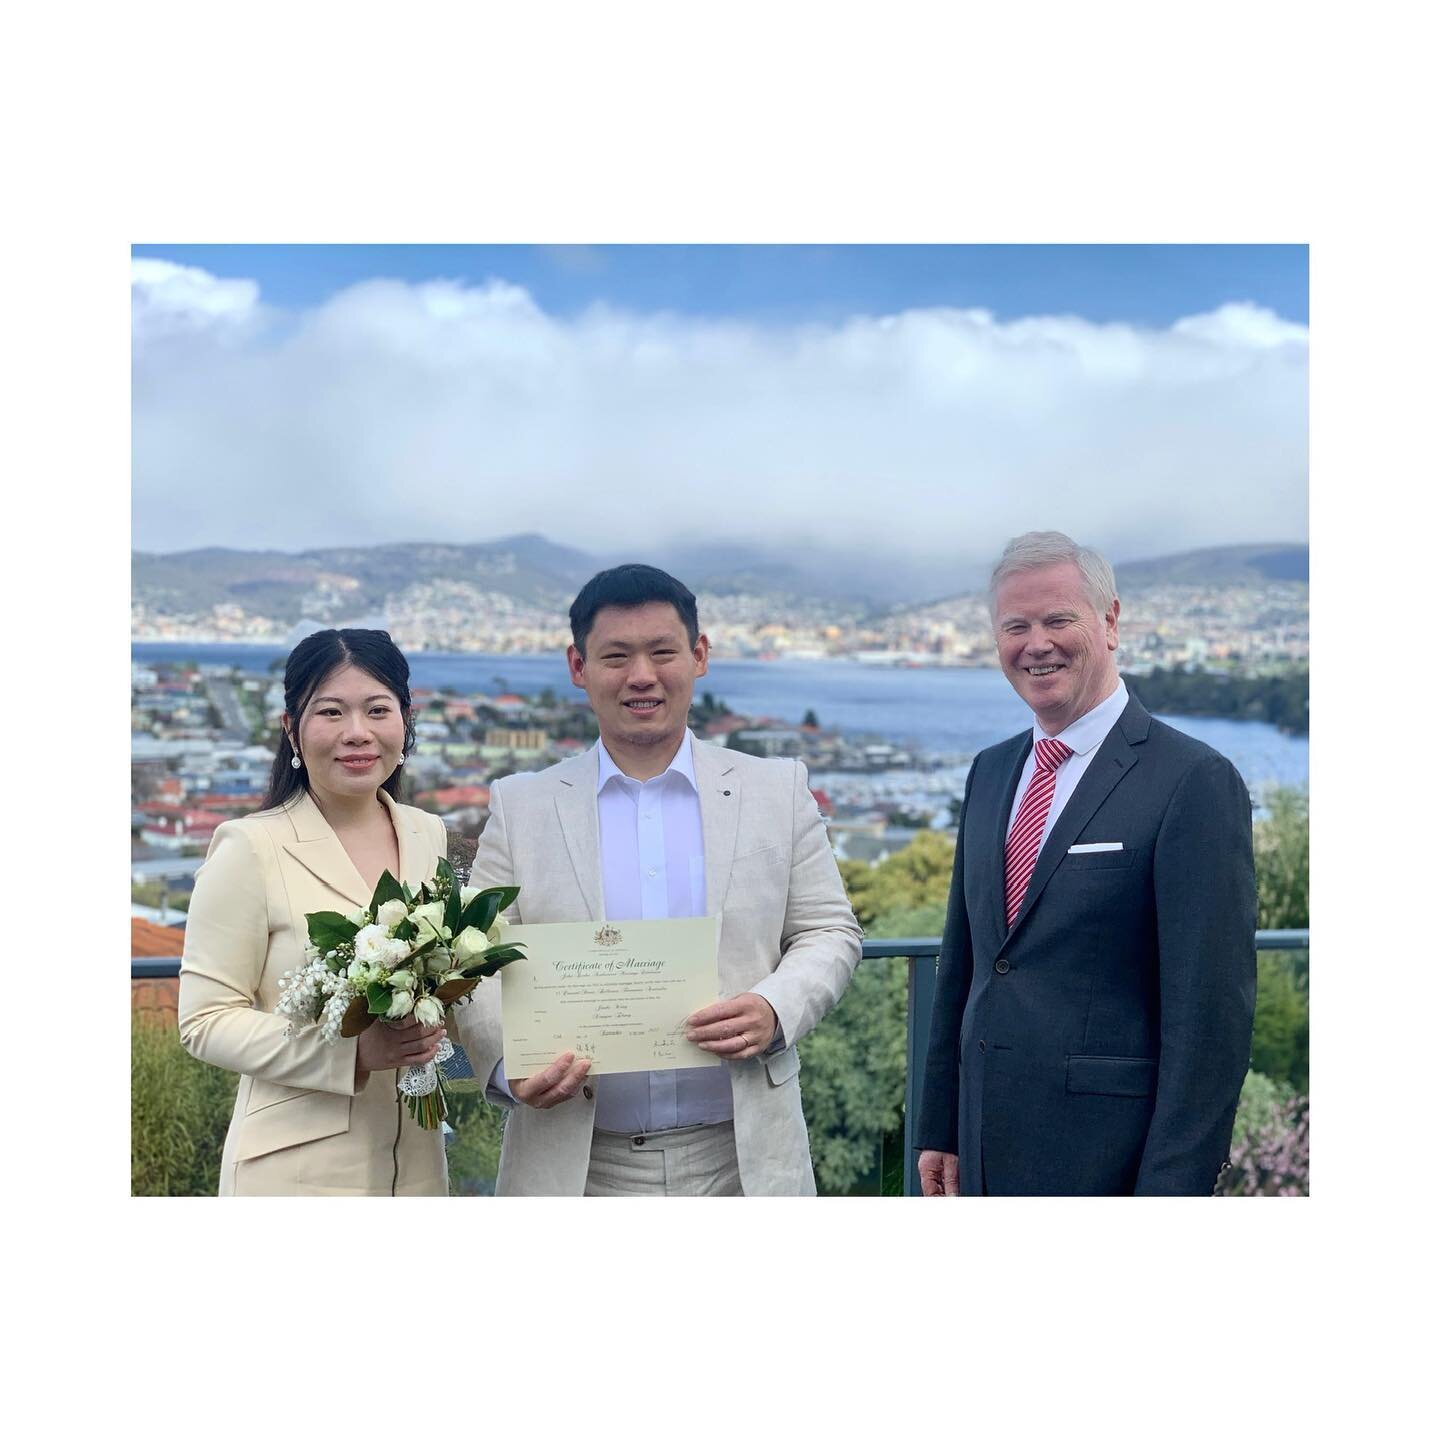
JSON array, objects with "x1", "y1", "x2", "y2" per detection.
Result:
[{"x1": 132, "y1": 536, "x2": 1309, "y2": 625}]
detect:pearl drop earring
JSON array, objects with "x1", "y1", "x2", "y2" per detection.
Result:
[{"x1": 291, "y1": 755, "x2": 302, "y2": 770}]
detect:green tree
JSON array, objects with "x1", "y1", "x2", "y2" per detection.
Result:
[
  {"x1": 1254, "y1": 786, "x2": 1308, "y2": 929},
  {"x1": 801, "y1": 708, "x2": 820, "y2": 729},
  {"x1": 799, "y1": 829, "x2": 955, "y2": 1195},
  {"x1": 132, "y1": 880, "x2": 189, "y2": 915},
  {"x1": 799, "y1": 955, "x2": 908, "y2": 1194},
  {"x1": 1250, "y1": 953, "x2": 1308, "y2": 1090},
  {"x1": 839, "y1": 828, "x2": 955, "y2": 928}
]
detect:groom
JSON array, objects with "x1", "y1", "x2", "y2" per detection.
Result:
[{"x1": 455, "y1": 563, "x2": 863, "y2": 1195}]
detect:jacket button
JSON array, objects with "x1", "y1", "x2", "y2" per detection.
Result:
[
  {"x1": 994, "y1": 959, "x2": 1011, "y2": 974},
  {"x1": 634, "y1": 1134, "x2": 646, "y2": 1146},
  {"x1": 582, "y1": 1085, "x2": 594, "y2": 1101}
]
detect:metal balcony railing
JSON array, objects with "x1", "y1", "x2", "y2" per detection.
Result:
[{"x1": 134, "y1": 930, "x2": 1309, "y2": 1196}]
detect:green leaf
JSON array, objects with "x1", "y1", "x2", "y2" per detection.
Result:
[
  {"x1": 472, "y1": 953, "x2": 522, "y2": 978},
  {"x1": 307, "y1": 911, "x2": 359, "y2": 951},
  {"x1": 460, "y1": 885, "x2": 518, "y2": 928},
  {"x1": 402, "y1": 881, "x2": 414, "y2": 903},
  {"x1": 460, "y1": 942, "x2": 526, "y2": 978},
  {"x1": 370, "y1": 870, "x2": 405, "y2": 911},
  {"x1": 444, "y1": 883, "x2": 462, "y2": 937},
  {"x1": 366, "y1": 981, "x2": 395, "y2": 1016},
  {"x1": 393, "y1": 919, "x2": 418, "y2": 943},
  {"x1": 435, "y1": 857, "x2": 457, "y2": 893}
]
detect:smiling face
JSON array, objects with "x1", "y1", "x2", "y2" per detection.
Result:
[
  {"x1": 568, "y1": 601, "x2": 709, "y2": 777},
  {"x1": 993, "y1": 561, "x2": 1120, "y2": 735},
  {"x1": 285, "y1": 663, "x2": 408, "y2": 806}
]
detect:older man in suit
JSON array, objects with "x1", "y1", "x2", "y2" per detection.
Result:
[
  {"x1": 454, "y1": 564, "x2": 862, "y2": 1195},
  {"x1": 916, "y1": 531, "x2": 1256, "y2": 1196}
]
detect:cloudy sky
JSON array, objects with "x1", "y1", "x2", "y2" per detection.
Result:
[{"x1": 131, "y1": 245, "x2": 1308, "y2": 571}]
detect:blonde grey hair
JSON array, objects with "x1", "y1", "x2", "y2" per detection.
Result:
[{"x1": 987, "y1": 530, "x2": 1119, "y2": 620}]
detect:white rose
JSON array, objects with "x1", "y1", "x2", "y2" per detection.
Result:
[
  {"x1": 460, "y1": 886, "x2": 482, "y2": 907},
  {"x1": 347, "y1": 908, "x2": 370, "y2": 928},
  {"x1": 425, "y1": 949, "x2": 453, "y2": 975},
  {"x1": 411, "y1": 901, "x2": 447, "y2": 940},
  {"x1": 386, "y1": 989, "x2": 415, "y2": 1020},
  {"x1": 376, "y1": 899, "x2": 409, "y2": 931},
  {"x1": 389, "y1": 968, "x2": 418, "y2": 991},
  {"x1": 413, "y1": 995, "x2": 444, "y2": 1027},
  {"x1": 452, "y1": 926, "x2": 489, "y2": 966},
  {"x1": 439, "y1": 970, "x2": 466, "y2": 984},
  {"x1": 487, "y1": 916, "x2": 509, "y2": 944}
]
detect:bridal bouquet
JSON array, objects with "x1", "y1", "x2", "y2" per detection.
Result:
[{"x1": 277, "y1": 858, "x2": 523, "y2": 1128}]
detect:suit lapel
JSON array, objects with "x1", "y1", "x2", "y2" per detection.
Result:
[
  {"x1": 693, "y1": 739, "x2": 739, "y2": 915},
  {"x1": 1003, "y1": 696, "x2": 1149, "y2": 942},
  {"x1": 554, "y1": 748, "x2": 603, "y2": 920},
  {"x1": 281, "y1": 790, "x2": 373, "y2": 909},
  {"x1": 379, "y1": 789, "x2": 437, "y2": 891}
]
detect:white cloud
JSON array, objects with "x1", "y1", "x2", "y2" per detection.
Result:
[
  {"x1": 131, "y1": 258, "x2": 264, "y2": 345},
  {"x1": 131, "y1": 265, "x2": 1308, "y2": 572}
]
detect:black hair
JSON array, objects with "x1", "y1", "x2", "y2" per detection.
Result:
[
  {"x1": 568, "y1": 564, "x2": 701, "y2": 656},
  {"x1": 262, "y1": 628, "x2": 417, "y2": 811}
]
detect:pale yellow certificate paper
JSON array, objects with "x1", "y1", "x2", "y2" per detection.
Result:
[{"x1": 501, "y1": 917, "x2": 723, "y2": 1079}]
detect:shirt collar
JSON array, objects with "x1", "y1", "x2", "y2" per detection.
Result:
[
  {"x1": 595, "y1": 729, "x2": 698, "y2": 793},
  {"x1": 1031, "y1": 678, "x2": 1129, "y2": 757}
]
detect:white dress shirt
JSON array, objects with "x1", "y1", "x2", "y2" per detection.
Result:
[
  {"x1": 487, "y1": 730, "x2": 739, "y2": 1133},
  {"x1": 589, "y1": 730, "x2": 735, "y2": 1133},
  {"x1": 1006, "y1": 679, "x2": 1129, "y2": 850}
]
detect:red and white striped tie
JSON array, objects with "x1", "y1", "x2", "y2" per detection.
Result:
[{"x1": 1003, "y1": 737, "x2": 1073, "y2": 927}]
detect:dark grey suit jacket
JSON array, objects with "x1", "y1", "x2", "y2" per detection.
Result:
[{"x1": 916, "y1": 693, "x2": 1257, "y2": 1195}]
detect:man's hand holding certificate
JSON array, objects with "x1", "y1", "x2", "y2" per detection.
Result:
[{"x1": 502, "y1": 916, "x2": 726, "y2": 1079}]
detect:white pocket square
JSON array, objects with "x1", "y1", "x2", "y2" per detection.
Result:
[{"x1": 1069, "y1": 841, "x2": 1123, "y2": 853}]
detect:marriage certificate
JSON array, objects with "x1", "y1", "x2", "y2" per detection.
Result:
[{"x1": 500, "y1": 916, "x2": 723, "y2": 1079}]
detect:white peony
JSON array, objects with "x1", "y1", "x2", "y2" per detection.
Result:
[
  {"x1": 376, "y1": 898, "x2": 409, "y2": 931},
  {"x1": 353, "y1": 924, "x2": 410, "y2": 971}
]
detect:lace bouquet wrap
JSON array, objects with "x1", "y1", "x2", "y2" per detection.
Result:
[{"x1": 278, "y1": 858, "x2": 524, "y2": 1128}]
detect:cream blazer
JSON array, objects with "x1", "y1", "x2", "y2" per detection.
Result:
[
  {"x1": 452, "y1": 737, "x2": 864, "y2": 1196},
  {"x1": 179, "y1": 789, "x2": 450, "y2": 1196}
]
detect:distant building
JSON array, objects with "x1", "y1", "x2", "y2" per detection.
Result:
[
  {"x1": 139, "y1": 810, "x2": 225, "y2": 850},
  {"x1": 483, "y1": 727, "x2": 549, "y2": 753},
  {"x1": 731, "y1": 729, "x2": 803, "y2": 758}
]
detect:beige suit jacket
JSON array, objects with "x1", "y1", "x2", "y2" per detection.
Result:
[
  {"x1": 178, "y1": 789, "x2": 451, "y2": 1196},
  {"x1": 453, "y1": 736, "x2": 864, "y2": 1195}
]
